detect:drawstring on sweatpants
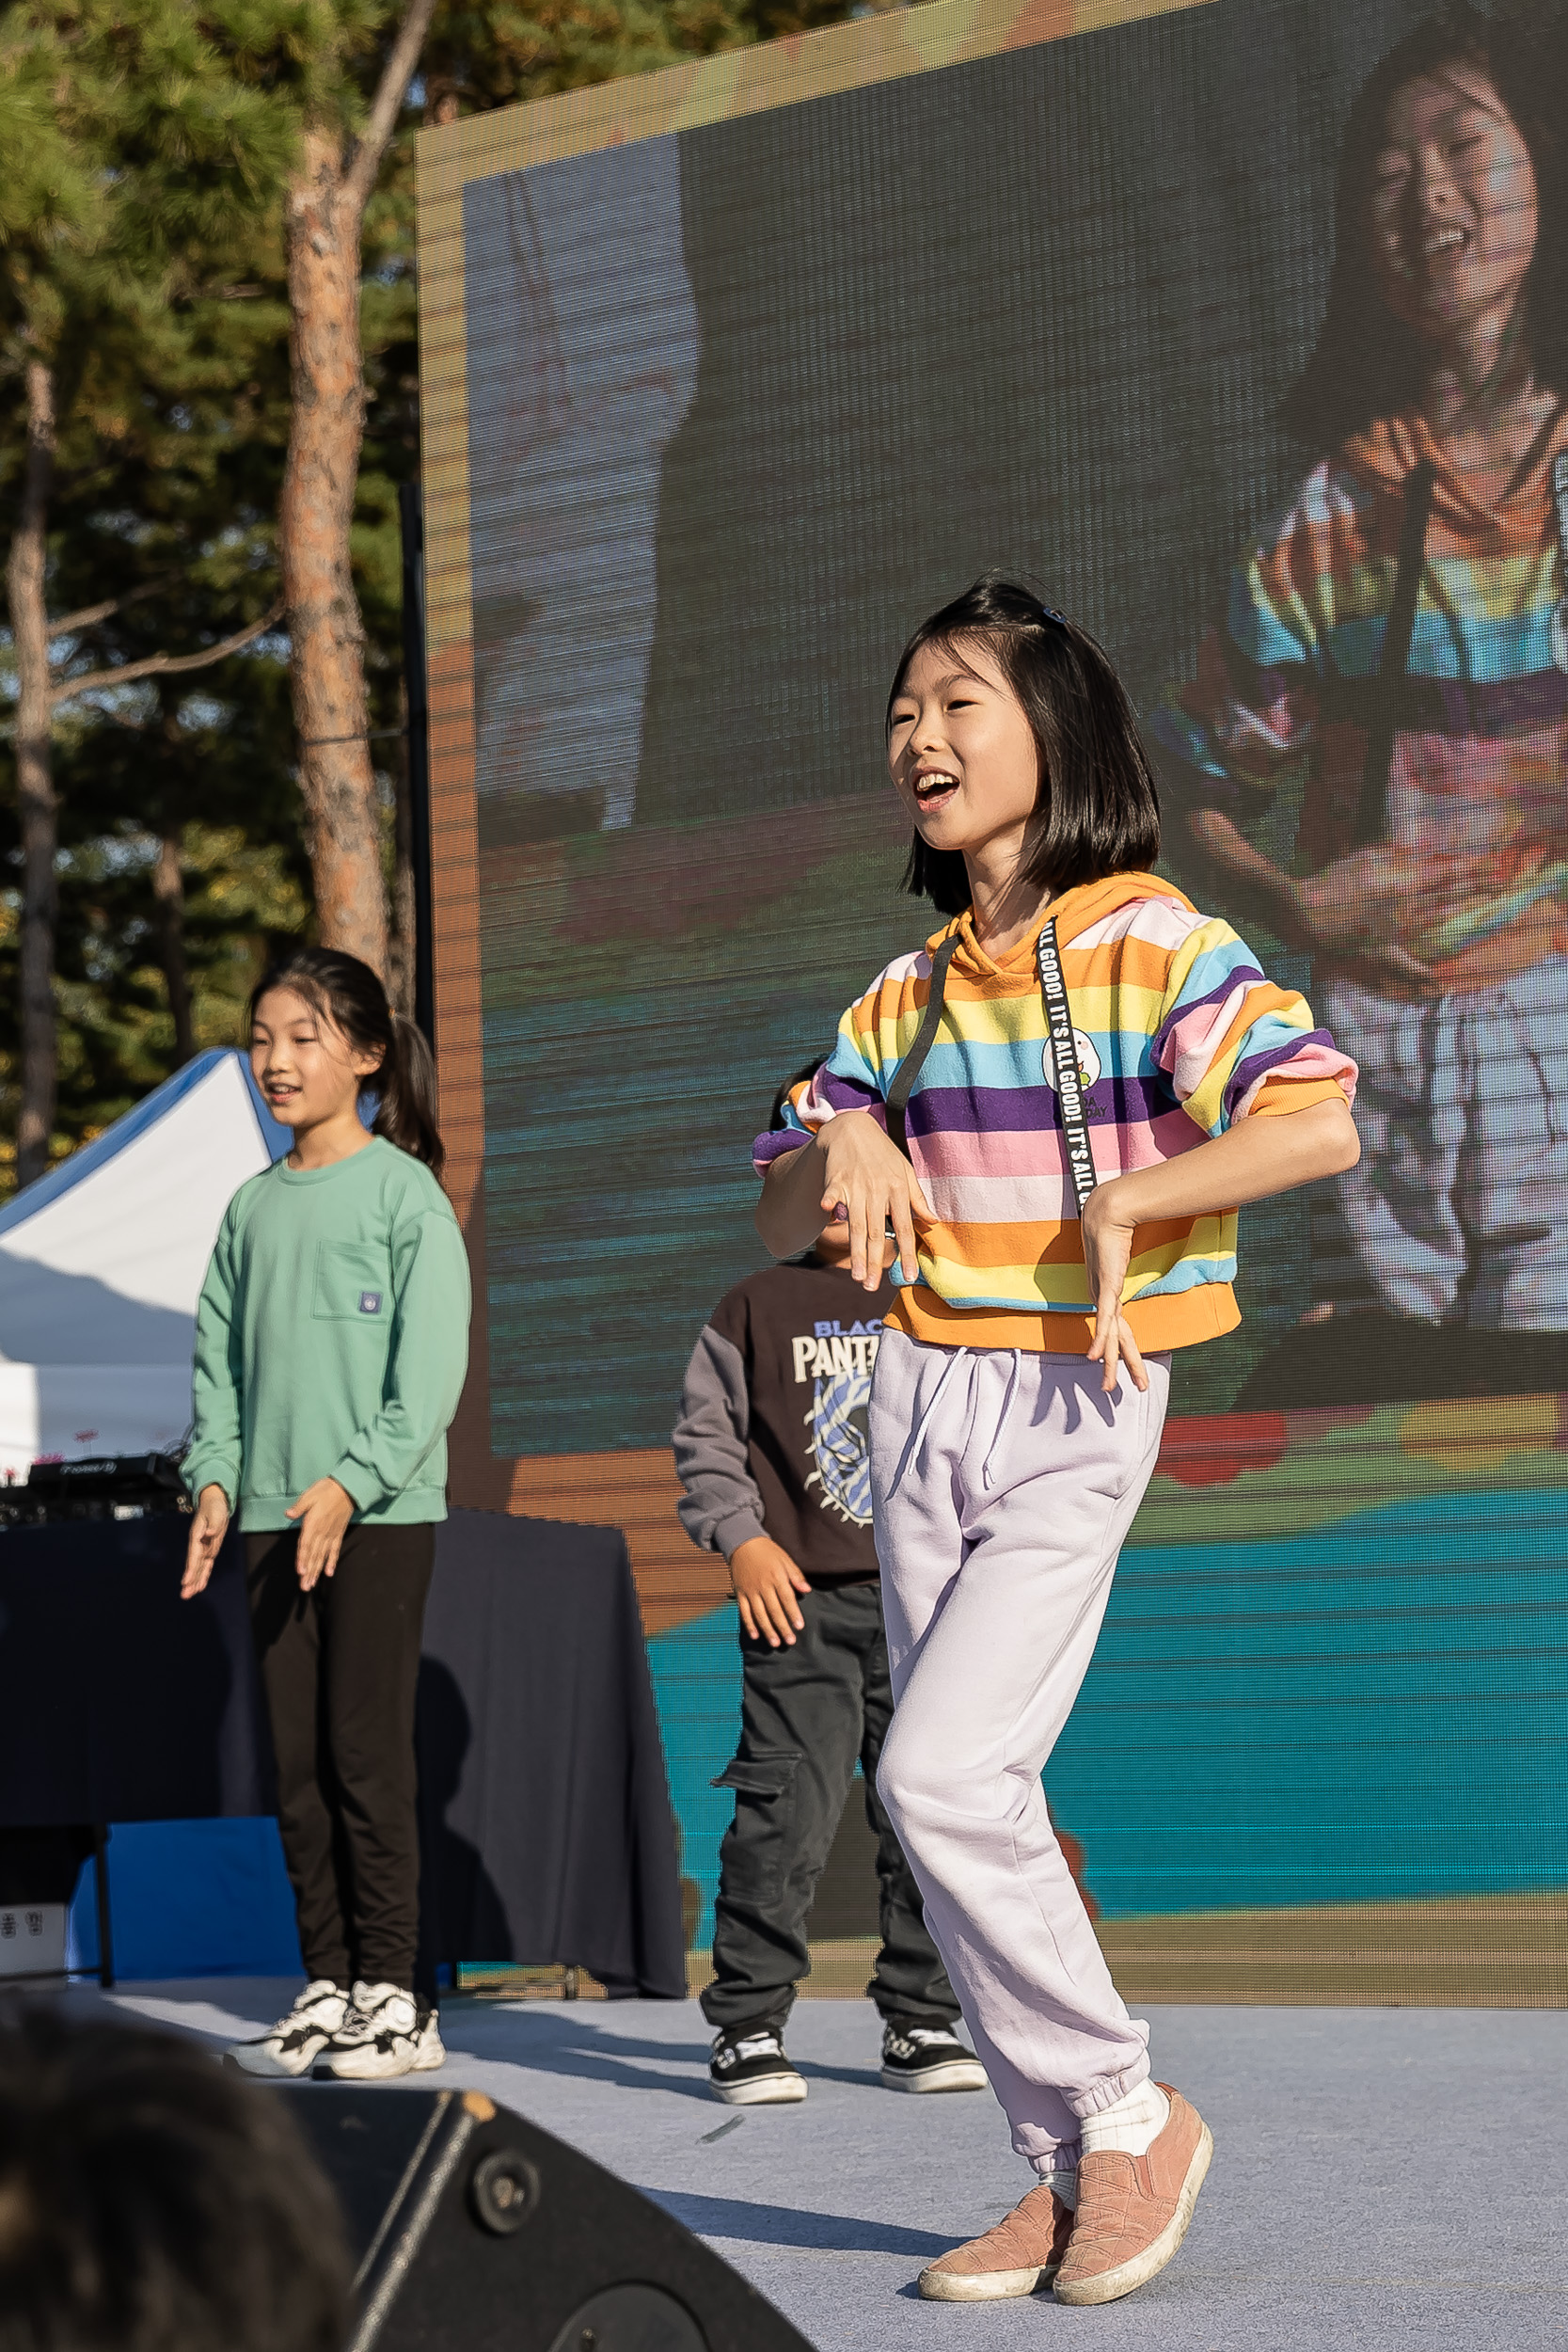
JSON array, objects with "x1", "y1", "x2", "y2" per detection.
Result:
[
  {"x1": 887, "y1": 1345, "x2": 1025, "y2": 1498},
  {"x1": 887, "y1": 1348, "x2": 966, "y2": 1498},
  {"x1": 981, "y1": 1349, "x2": 1022, "y2": 1489}
]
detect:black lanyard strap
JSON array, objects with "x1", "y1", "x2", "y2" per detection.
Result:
[
  {"x1": 1551, "y1": 452, "x2": 1568, "y2": 673},
  {"x1": 885, "y1": 920, "x2": 1096, "y2": 1224},
  {"x1": 885, "y1": 932, "x2": 961, "y2": 1157},
  {"x1": 1353, "y1": 456, "x2": 1435, "y2": 850},
  {"x1": 1037, "y1": 918, "x2": 1097, "y2": 1217}
]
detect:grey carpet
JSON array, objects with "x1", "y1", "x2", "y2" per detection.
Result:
[{"x1": 73, "y1": 1983, "x2": 1568, "y2": 2350}]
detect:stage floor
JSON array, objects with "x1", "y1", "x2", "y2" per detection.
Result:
[{"x1": 67, "y1": 1981, "x2": 1567, "y2": 2350}]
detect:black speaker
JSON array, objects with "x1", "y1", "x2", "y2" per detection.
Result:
[{"x1": 272, "y1": 2084, "x2": 816, "y2": 2352}]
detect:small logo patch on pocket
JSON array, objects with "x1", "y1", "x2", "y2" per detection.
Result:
[{"x1": 358, "y1": 1291, "x2": 383, "y2": 1315}]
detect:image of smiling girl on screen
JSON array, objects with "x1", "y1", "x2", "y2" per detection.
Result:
[{"x1": 1157, "y1": 7, "x2": 1568, "y2": 1359}]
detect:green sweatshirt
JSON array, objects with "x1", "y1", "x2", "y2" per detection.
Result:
[{"x1": 184, "y1": 1138, "x2": 472, "y2": 1529}]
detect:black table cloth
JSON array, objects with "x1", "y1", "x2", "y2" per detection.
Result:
[
  {"x1": 0, "y1": 1516, "x2": 270, "y2": 1824},
  {"x1": 417, "y1": 1509, "x2": 687, "y2": 2000},
  {"x1": 0, "y1": 1506, "x2": 686, "y2": 1999}
]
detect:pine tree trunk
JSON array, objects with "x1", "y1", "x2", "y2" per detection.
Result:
[
  {"x1": 280, "y1": 127, "x2": 388, "y2": 977},
  {"x1": 5, "y1": 358, "x2": 58, "y2": 1191},
  {"x1": 152, "y1": 834, "x2": 194, "y2": 1066}
]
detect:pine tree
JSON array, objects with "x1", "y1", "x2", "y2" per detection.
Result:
[
  {"x1": 4, "y1": 0, "x2": 864, "y2": 1184},
  {"x1": 0, "y1": 0, "x2": 302, "y2": 1183}
]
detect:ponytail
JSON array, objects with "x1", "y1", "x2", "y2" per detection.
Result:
[
  {"x1": 248, "y1": 947, "x2": 446, "y2": 1180},
  {"x1": 375, "y1": 1012, "x2": 445, "y2": 1177}
]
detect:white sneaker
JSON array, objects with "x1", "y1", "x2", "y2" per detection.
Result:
[
  {"x1": 322, "y1": 1981, "x2": 446, "y2": 2080},
  {"x1": 228, "y1": 1980, "x2": 350, "y2": 2078}
]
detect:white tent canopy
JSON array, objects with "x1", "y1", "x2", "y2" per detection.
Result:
[{"x1": 0, "y1": 1052, "x2": 289, "y2": 1480}]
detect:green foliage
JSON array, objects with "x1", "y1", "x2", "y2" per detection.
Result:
[
  {"x1": 0, "y1": 0, "x2": 314, "y2": 1184},
  {"x1": 421, "y1": 0, "x2": 741, "y2": 107},
  {"x1": 54, "y1": 821, "x2": 310, "y2": 1115},
  {"x1": 0, "y1": 24, "x2": 98, "y2": 275},
  {"x1": 420, "y1": 0, "x2": 855, "y2": 113}
]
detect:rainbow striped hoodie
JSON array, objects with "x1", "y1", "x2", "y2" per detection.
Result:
[
  {"x1": 753, "y1": 872, "x2": 1356, "y2": 1355},
  {"x1": 1153, "y1": 409, "x2": 1568, "y2": 993}
]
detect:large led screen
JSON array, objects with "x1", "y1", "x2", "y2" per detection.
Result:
[{"x1": 420, "y1": 0, "x2": 1568, "y2": 1995}]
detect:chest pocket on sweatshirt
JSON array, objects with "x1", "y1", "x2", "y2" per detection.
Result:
[{"x1": 312, "y1": 1242, "x2": 394, "y2": 1324}]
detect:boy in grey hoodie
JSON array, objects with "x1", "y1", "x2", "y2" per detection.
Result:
[{"x1": 673, "y1": 1068, "x2": 987, "y2": 2107}]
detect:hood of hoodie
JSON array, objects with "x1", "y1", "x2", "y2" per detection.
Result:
[
  {"x1": 1342, "y1": 403, "x2": 1568, "y2": 550},
  {"x1": 929, "y1": 870, "x2": 1190, "y2": 984}
]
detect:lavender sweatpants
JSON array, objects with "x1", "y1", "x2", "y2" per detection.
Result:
[{"x1": 869, "y1": 1327, "x2": 1169, "y2": 2170}]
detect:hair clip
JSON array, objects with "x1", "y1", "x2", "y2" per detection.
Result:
[{"x1": 1037, "y1": 600, "x2": 1068, "y2": 628}]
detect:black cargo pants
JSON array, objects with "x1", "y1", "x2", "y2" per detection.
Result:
[{"x1": 701, "y1": 1580, "x2": 959, "y2": 2032}]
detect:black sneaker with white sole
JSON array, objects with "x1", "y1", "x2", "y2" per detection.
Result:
[
  {"x1": 880, "y1": 2022, "x2": 989, "y2": 2093},
  {"x1": 320, "y1": 1981, "x2": 446, "y2": 2081},
  {"x1": 228, "y1": 1980, "x2": 350, "y2": 2078},
  {"x1": 708, "y1": 2023, "x2": 807, "y2": 2106}
]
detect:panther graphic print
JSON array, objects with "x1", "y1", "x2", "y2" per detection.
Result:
[{"x1": 793, "y1": 1327, "x2": 881, "y2": 1526}]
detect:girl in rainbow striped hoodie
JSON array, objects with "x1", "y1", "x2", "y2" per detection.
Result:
[
  {"x1": 1158, "y1": 10, "x2": 1568, "y2": 1342},
  {"x1": 754, "y1": 576, "x2": 1359, "y2": 2309}
]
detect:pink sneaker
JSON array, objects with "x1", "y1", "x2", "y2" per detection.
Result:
[
  {"x1": 1053, "y1": 2083, "x2": 1212, "y2": 2306},
  {"x1": 917, "y1": 2183, "x2": 1074, "y2": 2301}
]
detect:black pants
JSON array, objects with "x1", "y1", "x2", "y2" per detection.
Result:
[
  {"x1": 245, "y1": 1522, "x2": 434, "y2": 1991},
  {"x1": 702, "y1": 1581, "x2": 959, "y2": 2032}
]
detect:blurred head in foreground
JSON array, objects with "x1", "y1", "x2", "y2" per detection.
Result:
[{"x1": 0, "y1": 2005, "x2": 352, "y2": 2352}]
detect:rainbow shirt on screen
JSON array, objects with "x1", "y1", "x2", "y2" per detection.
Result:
[{"x1": 1157, "y1": 409, "x2": 1568, "y2": 995}]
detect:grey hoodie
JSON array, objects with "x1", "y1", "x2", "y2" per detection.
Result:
[{"x1": 672, "y1": 1254, "x2": 895, "y2": 1585}]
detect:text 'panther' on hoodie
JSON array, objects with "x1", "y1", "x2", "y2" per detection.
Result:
[{"x1": 673, "y1": 1253, "x2": 895, "y2": 1585}]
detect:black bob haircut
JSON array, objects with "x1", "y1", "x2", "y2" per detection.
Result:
[
  {"x1": 888, "y1": 574, "x2": 1162, "y2": 917},
  {"x1": 1283, "y1": 4, "x2": 1568, "y2": 448}
]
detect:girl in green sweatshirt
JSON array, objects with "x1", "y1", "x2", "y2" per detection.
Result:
[{"x1": 182, "y1": 948, "x2": 471, "y2": 2082}]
